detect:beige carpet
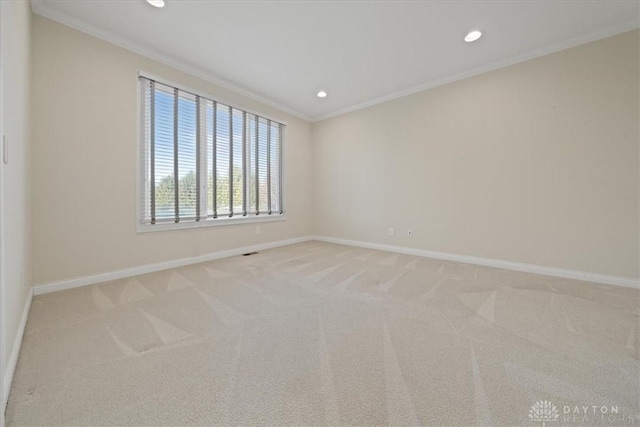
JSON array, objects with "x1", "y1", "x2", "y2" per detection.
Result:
[{"x1": 6, "y1": 241, "x2": 640, "y2": 426}]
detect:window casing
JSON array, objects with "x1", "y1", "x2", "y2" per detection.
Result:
[{"x1": 139, "y1": 75, "x2": 284, "y2": 230}]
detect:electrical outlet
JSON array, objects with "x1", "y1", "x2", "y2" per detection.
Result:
[
  {"x1": 407, "y1": 230, "x2": 413, "y2": 238},
  {"x1": 255, "y1": 226, "x2": 261, "y2": 235},
  {"x1": 388, "y1": 228, "x2": 394, "y2": 236}
]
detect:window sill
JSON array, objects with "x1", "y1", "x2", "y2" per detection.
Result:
[{"x1": 137, "y1": 213, "x2": 286, "y2": 233}]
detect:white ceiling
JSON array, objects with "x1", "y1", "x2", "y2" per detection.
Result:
[{"x1": 32, "y1": 0, "x2": 639, "y2": 122}]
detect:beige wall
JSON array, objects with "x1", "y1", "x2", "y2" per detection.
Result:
[
  {"x1": 313, "y1": 30, "x2": 639, "y2": 279},
  {"x1": 31, "y1": 16, "x2": 639, "y2": 283},
  {"x1": 1, "y1": 0, "x2": 32, "y2": 374},
  {"x1": 31, "y1": 15, "x2": 313, "y2": 285}
]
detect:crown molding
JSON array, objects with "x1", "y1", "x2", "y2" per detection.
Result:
[
  {"x1": 30, "y1": 1, "x2": 638, "y2": 124},
  {"x1": 30, "y1": 0, "x2": 312, "y2": 122},
  {"x1": 310, "y1": 20, "x2": 640, "y2": 122}
]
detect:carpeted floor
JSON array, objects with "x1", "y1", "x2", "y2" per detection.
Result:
[{"x1": 6, "y1": 241, "x2": 640, "y2": 426}]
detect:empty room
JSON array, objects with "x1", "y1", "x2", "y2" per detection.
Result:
[{"x1": 0, "y1": 0, "x2": 639, "y2": 425}]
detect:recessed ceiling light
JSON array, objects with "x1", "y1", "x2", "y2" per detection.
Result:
[
  {"x1": 317, "y1": 90, "x2": 328, "y2": 98},
  {"x1": 464, "y1": 30, "x2": 482, "y2": 42},
  {"x1": 146, "y1": 0, "x2": 165, "y2": 8}
]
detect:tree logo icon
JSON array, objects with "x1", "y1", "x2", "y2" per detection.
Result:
[{"x1": 529, "y1": 400, "x2": 559, "y2": 426}]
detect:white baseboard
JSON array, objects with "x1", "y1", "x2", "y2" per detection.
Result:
[
  {"x1": 3, "y1": 289, "x2": 32, "y2": 410},
  {"x1": 32, "y1": 234, "x2": 639, "y2": 297},
  {"x1": 312, "y1": 235, "x2": 640, "y2": 289},
  {"x1": 33, "y1": 236, "x2": 313, "y2": 296}
]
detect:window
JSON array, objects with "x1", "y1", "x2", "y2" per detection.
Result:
[{"x1": 139, "y1": 76, "x2": 284, "y2": 229}]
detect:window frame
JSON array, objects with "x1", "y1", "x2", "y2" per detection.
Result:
[{"x1": 136, "y1": 71, "x2": 286, "y2": 233}]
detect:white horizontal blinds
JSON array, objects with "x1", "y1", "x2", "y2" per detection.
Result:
[
  {"x1": 177, "y1": 90, "x2": 198, "y2": 221},
  {"x1": 172, "y1": 89, "x2": 179, "y2": 222},
  {"x1": 216, "y1": 103, "x2": 231, "y2": 217},
  {"x1": 278, "y1": 123, "x2": 284, "y2": 214},
  {"x1": 242, "y1": 111, "x2": 248, "y2": 216},
  {"x1": 231, "y1": 108, "x2": 245, "y2": 216},
  {"x1": 257, "y1": 117, "x2": 269, "y2": 213},
  {"x1": 139, "y1": 76, "x2": 285, "y2": 225},
  {"x1": 196, "y1": 97, "x2": 206, "y2": 220},
  {"x1": 266, "y1": 121, "x2": 272, "y2": 214},
  {"x1": 153, "y1": 81, "x2": 177, "y2": 222},
  {"x1": 195, "y1": 96, "x2": 207, "y2": 221},
  {"x1": 203, "y1": 99, "x2": 216, "y2": 218},
  {"x1": 269, "y1": 122, "x2": 281, "y2": 214},
  {"x1": 141, "y1": 80, "x2": 152, "y2": 223},
  {"x1": 247, "y1": 114, "x2": 257, "y2": 214}
]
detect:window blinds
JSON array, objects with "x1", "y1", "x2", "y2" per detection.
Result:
[{"x1": 140, "y1": 76, "x2": 284, "y2": 225}]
